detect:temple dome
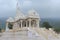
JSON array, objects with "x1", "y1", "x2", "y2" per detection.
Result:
[
  {"x1": 28, "y1": 9, "x2": 40, "y2": 18},
  {"x1": 6, "y1": 17, "x2": 14, "y2": 22}
]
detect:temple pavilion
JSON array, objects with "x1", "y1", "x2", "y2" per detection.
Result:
[{"x1": 6, "y1": 1, "x2": 40, "y2": 31}]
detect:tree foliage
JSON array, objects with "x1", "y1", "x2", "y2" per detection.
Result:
[
  {"x1": 42, "y1": 22, "x2": 52, "y2": 29},
  {"x1": 54, "y1": 28, "x2": 60, "y2": 33}
]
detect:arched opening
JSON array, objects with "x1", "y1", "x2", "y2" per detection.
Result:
[
  {"x1": 8, "y1": 23, "x2": 13, "y2": 29},
  {"x1": 22, "y1": 21, "x2": 26, "y2": 27},
  {"x1": 19, "y1": 22, "x2": 21, "y2": 28},
  {"x1": 27, "y1": 21, "x2": 29, "y2": 27},
  {"x1": 31, "y1": 20, "x2": 36, "y2": 27}
]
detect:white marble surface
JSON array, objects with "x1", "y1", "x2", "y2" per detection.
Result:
[{"x1": 0, "y1": 28, "x2": 60, "y2": 40}]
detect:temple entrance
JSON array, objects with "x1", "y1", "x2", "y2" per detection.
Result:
[
  {"x1": 8, "y1": 23, "x2": 13, "y2": 29},
  {"x1": 31, "y1": 20, "x2": 36, "y2": 27},
  {"x1": 22, "y1": 21, "x2": 26, "y2": 27},
  {"x1": 27, "y1": 21, "x2": 29, "y2": 27}
]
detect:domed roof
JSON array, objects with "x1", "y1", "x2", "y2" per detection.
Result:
[
  {"x1": 6, "y1": 17, "x2": 14, "y2": 22},
  {"x1": 28, "y1": 9, "x2": 40, "y2": 18}
]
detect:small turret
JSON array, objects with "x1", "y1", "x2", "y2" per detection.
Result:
[
  {"x1": 6, "y1": 17, "x2": 14, "y2": 22},
  {"x1": 28, "y1": 9, "x2": 40, "y2": 19}
]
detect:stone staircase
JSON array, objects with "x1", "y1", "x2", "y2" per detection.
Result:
[
  {"x1": 0, "y1": 27, "x2": 41, "y2": 40},
  {"x1": 0, "y1": 27, "x2": 60, "y2": 40},
  {"x1": 29, "y1": 27, "x2": 59, "y2": 40}
]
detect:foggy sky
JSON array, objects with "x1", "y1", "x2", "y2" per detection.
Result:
[{"x1": 0, "y1": 0, "x2": 60, "y2": 18}]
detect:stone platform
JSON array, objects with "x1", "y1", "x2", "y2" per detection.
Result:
[{"x1": 0, "y1": 27, "x2": 60, "y2": 40}]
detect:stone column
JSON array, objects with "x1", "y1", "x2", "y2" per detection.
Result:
[
  {"x1": 26, "y1": 21, "x2": 27, "y2": 27},
  {"x1": 13, "y1": 22, "x2": 19, "y2": 30},
  {"x1": 29, "y1": 19, "x2": 31, "y2": 27},
  {"x1": 36, "y1": 19, "x2": 40, "y2": 27},
  {"x1": 21, "y1": 20, "x2": 22, "y2": 28},
  {"x1": 6, "y1": 22, "x2": 9, "y2": 31}
]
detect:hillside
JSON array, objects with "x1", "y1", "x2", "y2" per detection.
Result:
[{"x1": 40, "y1": 18, "x2": 60, "y2": 28}]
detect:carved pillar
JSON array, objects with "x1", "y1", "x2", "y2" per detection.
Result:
[
  {"x1": 21, "y1": 20, "x2": 22, "y2": 28},
  {"x1": 26, "y1": 21, "x2": 27, "y2": 27},
  {"x1": 36, "y1": 19, "x2": 40, "y2": 27},
  {"x1": 29, "y1": 19, "x2": 31, "y2": 27}
]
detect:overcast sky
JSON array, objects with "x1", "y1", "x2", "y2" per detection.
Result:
[{"x1": 0, "y1": 0, "x2": 60, "y2": 18}]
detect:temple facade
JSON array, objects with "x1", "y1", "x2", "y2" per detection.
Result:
[{"x1": 6, "y1": 1, "x2": 40, "y2": 31}]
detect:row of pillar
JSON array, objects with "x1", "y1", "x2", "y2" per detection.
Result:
[
  {"x1": 6, "y1": 19, "x2": 40, "y2": 31},
  {"x1": 29, "y1": 19, "x2": 39, "y2": 27},
  {"x1": 19, "y1": 20, "x2": 31, "y2": 28}
]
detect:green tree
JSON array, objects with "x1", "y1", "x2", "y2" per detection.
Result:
[
  {"x1": 42, "y1": 22, "x2": 52, "y2": 29},
  {"x1": 54, "y1": 28, "x2": 60, "y2": 33}
]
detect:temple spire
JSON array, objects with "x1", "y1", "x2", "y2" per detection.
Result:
[
  {"x1": 16, "y1": 0, "x2": 20, "y2": 16},
  {"x1": 16, "y1": 0, "x2": 19, "y2": 9},
  {"x1": 15, "y1": 0, "x2": 25, "y2": 21}
]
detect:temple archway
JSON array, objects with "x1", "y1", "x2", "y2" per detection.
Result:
[
  {"x1": 8, "y1": 23, "x2": 13, "y2": 29},
  {"x1": 27, "y1": 21, "x2": 29, "y2": 27},
  {"x1": 31, "y1": 20, "x2": 36, "y2": 27},
  {"x1": 22, "y1": 21, "x2": 26, "y2": 27}
]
